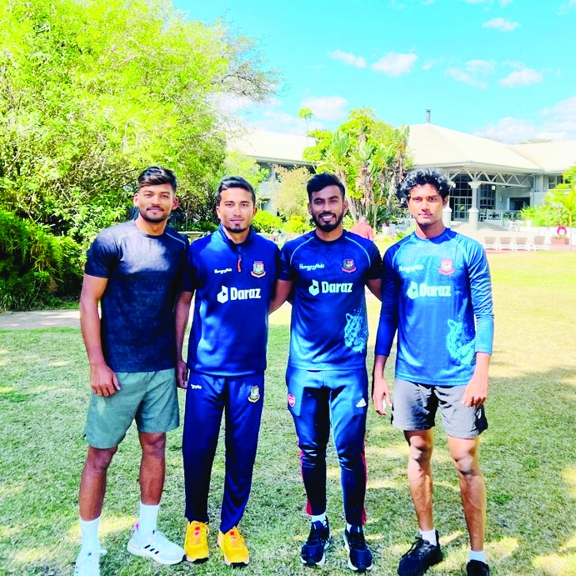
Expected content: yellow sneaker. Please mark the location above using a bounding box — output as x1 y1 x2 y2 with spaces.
217 526 249 566
184 521 209 563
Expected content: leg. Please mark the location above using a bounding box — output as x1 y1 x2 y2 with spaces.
287 368 330 517
329 370 368 526
220 375 265 533
139 432 166 505
79 445 117 521
182 372 224 523
447 436 486 551
404 429 435 531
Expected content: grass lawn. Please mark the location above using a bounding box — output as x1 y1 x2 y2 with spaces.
1 251 575 575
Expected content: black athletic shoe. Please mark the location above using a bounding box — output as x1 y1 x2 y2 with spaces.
343 526 373 572
301 520 330 566
466 560 490 575
397 532 443 576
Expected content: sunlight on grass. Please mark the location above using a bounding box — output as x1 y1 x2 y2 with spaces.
0 525 20 538
67 515 135 540
0 348 8 354
14 547 53 563
533 552 576 575
562 467 576 498
48 360 71 366
560 531 576 552
485 536 520 559
367 478 405 490
366 442 409 458
0 482 23 498
0 385 15 393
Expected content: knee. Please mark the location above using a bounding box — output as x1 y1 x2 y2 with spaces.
408 442 433 467
299 442 326 464
141 433 166 459
86 446 117 472
452 452 479 477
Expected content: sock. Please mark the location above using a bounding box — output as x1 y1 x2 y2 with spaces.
469 550 487 564
311 513 327 526
138 502 160 536
420 528 437 546
79 517 101 556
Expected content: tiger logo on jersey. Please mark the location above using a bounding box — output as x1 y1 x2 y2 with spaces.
251 261 266 278
342 259 357 273
439 258 455 275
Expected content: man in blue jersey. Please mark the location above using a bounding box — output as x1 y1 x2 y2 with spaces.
175 176 279 567
75 167 187 576
270 173 381 572
372 168 494 576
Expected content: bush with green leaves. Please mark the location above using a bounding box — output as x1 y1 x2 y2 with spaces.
252 210 283 233
284 214 312 234
0 211 83 311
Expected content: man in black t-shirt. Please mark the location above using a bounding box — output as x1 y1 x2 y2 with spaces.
74 167 187 576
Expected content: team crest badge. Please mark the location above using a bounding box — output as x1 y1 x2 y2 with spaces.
439 258 455 275
342 259 357 273
248 385 261 403
251 261 266 278
288 393 296 408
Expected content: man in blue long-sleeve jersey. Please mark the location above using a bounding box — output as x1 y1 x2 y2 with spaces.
270 173 381 572
175 176 279 567
372 168 494 576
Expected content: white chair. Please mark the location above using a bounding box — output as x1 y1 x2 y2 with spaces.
483 236 499 251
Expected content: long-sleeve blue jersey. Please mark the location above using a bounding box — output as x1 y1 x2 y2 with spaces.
375 229 494 386
280 230 381 370
183 226 280 376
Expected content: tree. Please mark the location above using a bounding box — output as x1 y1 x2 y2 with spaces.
303 108 411 227
272 165 311 221
549 165 576 246
0 0 277 243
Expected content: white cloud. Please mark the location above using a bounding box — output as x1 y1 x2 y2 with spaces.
300 95 348 121
330 50 366 69
475 95 576 142
371 52 418 77
445 59 494 88
422 57 444 71
482 17 519 31
464 0 486 3
499 67 543 87
558 0 576 15
500 0 513 5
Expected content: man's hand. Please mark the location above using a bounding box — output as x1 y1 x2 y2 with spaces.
89 362 120 397
372 374 392 416
176 358 189 389
462 373 489 407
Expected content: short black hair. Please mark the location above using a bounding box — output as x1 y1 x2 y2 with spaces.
306 173 345 201
137 166 177 192
217 175 256 204
398 168 452 199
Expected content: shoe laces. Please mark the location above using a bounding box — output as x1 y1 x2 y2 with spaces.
76 549 106 569
189 522 208 544
307 521 328 545
402 536 433 559
224 528 245 548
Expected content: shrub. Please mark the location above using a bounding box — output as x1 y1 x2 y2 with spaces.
284 214 312 234
252 210 282 233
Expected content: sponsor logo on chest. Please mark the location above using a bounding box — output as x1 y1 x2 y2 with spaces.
217 286 262 304
308 278 353 296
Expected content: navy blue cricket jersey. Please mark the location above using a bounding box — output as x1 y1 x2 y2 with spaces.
183 226 279 376
279 230 381 370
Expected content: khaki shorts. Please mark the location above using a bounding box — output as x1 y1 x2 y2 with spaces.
84 369 179 449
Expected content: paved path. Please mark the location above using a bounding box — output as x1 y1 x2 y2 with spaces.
0 309 80 330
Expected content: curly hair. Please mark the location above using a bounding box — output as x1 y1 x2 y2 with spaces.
398 168 452 199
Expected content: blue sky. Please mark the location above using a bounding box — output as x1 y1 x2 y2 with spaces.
176 0 576 143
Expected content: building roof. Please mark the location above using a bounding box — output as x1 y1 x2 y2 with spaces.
510 141 576 173
407 123 542 173
229 124 576 175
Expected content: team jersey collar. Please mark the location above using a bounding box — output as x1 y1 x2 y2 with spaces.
217 224 255 249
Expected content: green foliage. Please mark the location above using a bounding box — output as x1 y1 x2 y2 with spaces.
0 210 82 310
187 220 218 233
0 0 276 243
272 165 311 220
284 214 312 234
252 209 282 233
223 152 269 194
303 108 411 227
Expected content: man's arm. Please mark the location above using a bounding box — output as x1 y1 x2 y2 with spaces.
79 274 120 397
175 290 193 389
462 352 491 406
365 278 381 301
269 279 293 313
372 354 392 415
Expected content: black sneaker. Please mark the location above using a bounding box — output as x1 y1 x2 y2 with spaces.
301 520 330 566
466 560 490 575
397 531 443 576
343 526 373 572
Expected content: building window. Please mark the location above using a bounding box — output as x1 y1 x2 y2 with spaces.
548 175 565 189
450 175 472 220
479 185 495 210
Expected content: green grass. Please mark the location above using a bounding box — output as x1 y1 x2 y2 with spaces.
1 252 575 575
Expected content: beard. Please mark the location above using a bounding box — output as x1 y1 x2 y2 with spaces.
138 206 170 223
311 211 344 233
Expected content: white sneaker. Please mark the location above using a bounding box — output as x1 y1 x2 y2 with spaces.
127 523 184 565
74 549 106 576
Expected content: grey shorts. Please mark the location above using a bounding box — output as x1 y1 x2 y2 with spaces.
391 379 488 439
84 368 179 449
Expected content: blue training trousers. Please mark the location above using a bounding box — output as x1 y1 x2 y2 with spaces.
182 371 264 533
287 367 368 526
